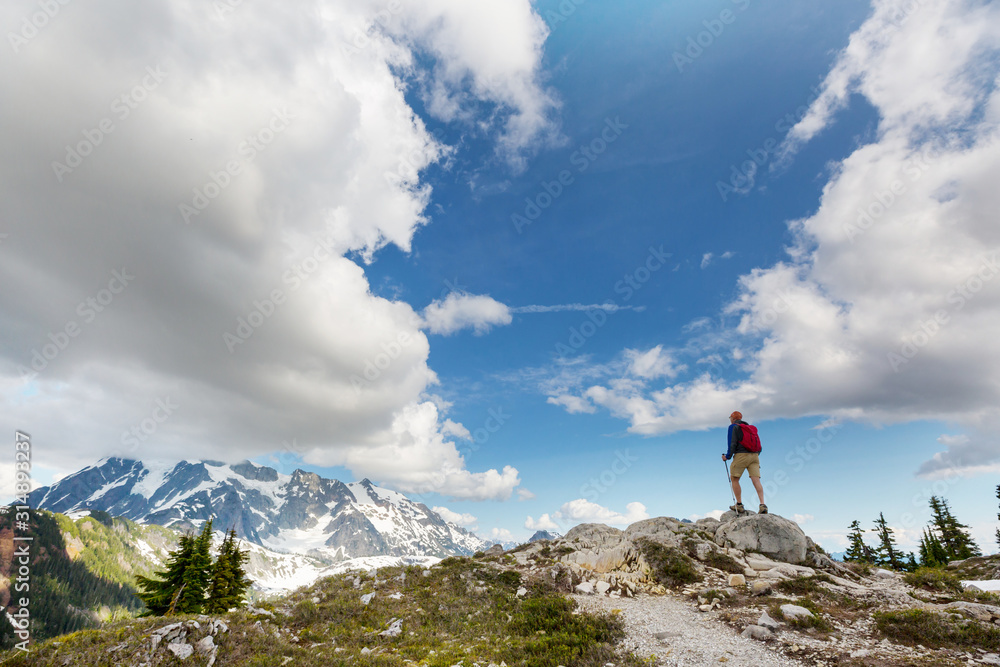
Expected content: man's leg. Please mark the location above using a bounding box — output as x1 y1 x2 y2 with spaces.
731 476 742 504
750 476 764 505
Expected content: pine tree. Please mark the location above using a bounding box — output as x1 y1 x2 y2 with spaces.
206 529 250 613
844 520 874 563
136 533 196 615
137 520 216 615
928 496 981 561
872 513 903 570
995 485 999 551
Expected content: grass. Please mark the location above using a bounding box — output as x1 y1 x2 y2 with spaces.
874 609 1000 650
1 557 643 667
904 567 963 594
635 538 702 588
775 574 835 597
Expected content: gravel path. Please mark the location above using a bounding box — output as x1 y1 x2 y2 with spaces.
572 593 803 667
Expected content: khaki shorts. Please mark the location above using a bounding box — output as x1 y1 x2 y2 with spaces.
730 452 760 479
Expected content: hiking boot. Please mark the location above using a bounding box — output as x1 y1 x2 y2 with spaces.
758 504 768 514
729 503 744 514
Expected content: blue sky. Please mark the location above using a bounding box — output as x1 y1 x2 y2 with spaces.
3 0 999 554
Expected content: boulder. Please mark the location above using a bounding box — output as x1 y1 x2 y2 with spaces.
484 544 504 556
715 514 808 564
758 611 781 630
575 582 595 595
944 601 1000 622
595 581 611 595
741 625 772 640
751 580 772 596
728 574 746 587
779 604 814 622
719 509 756 523
564 523 626 549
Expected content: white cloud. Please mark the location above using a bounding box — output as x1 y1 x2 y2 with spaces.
0 0 550 496
688 510 725 521
525 513 561 532
701 253 714 269
792 514 815 525
625 346 681 380
545 0 1000 477
546 393 596 414
422 293 513 335
516 488 536 501
556 499 649 527
433 506 478 529
487 527 515 543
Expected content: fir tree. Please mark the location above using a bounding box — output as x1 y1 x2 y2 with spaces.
918 528 949 567
136 533 196 615
137 520 216 615
844 520 874 563
928 496 981 561
995 485 999 551
206 529 251 613
872 513 903 570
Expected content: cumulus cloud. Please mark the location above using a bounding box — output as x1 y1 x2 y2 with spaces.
0 0 551 499
545 0 1000 477
528 499 649 532
433 506 478 529
792 514 815 525
422 293 513 335
487 527 515 543
688 510 725 521
524 513 561 532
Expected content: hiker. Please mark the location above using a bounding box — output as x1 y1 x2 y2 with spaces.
721 410 767 515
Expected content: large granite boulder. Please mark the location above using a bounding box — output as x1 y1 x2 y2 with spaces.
715 514 808 564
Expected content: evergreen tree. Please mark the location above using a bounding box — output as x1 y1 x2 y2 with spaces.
136 533 196 615
928 496 981 561
206 529 251 613
872 513 903 570
137 520 216 615
844 520 874 563
995 485 999 551
918 528 949 567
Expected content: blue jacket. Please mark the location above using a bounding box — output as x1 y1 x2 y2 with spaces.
724 421 751 460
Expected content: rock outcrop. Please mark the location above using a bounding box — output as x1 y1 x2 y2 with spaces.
715 513 808 564
509 511 828 597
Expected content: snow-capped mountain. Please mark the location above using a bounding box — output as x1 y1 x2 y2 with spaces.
29 458 487 562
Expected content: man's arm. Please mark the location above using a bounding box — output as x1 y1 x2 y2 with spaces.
724 424 735 460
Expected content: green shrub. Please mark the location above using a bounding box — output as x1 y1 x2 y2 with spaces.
703 550 745 575
904 566 963 594
776 574 834 596
636 538 702 588
875 609 1000 650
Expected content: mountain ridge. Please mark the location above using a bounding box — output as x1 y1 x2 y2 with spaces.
29 458 488 563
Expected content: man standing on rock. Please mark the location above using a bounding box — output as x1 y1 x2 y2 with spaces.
722 411 767 515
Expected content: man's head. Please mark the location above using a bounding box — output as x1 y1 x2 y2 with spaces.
730 410 743 423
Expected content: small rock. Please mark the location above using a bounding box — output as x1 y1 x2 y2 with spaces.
728 574 746 587
751 580 772 596
422 570 432 577
595 581 611 595
758 611 781 630
874 568 899 579
380 619 403 638
654 631 680 641
361 593 376 605
980 654 1000 666
741 625 772 640
195 636 215 655
516 587 528 597
361 647 372 655
849 649 871 658
575 582 595 595
389 592 403 600
779 604 815 622
167 642 194 660
698 604 713 612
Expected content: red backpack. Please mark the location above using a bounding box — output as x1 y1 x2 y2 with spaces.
737 422 762 452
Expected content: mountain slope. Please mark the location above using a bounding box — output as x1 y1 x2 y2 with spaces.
29 458 486 562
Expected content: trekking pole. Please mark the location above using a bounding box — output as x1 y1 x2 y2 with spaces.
724 458 736 506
